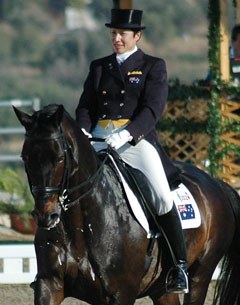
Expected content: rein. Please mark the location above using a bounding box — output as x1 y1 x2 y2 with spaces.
25 129 109 211
59 152 109 211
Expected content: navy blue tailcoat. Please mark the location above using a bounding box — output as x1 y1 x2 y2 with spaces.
76 49 180 185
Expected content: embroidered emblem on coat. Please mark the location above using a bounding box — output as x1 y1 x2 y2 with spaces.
128 71 142 75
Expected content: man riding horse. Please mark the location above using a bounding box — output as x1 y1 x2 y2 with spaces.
75 8 188 293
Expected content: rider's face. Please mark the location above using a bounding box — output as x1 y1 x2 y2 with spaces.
110 28 141 54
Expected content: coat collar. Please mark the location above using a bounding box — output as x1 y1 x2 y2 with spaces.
120 49 145 75
104 49 145 81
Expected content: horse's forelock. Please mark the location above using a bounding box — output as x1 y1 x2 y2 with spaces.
23 105 64 138
33 104 64 126
41 104 61 116
41 104 63 119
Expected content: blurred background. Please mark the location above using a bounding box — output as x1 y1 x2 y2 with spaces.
0 0 214 116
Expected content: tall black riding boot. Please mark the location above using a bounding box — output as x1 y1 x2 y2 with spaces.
156 204 189 294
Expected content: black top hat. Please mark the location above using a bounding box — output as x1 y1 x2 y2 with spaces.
105 9 146 30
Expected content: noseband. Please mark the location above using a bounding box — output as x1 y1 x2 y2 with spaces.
25 128 107 211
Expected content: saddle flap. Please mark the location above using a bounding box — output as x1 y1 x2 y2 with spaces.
98 150 159 227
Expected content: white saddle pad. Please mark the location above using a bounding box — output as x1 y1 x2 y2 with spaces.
172 183 201 229
108 155 201 237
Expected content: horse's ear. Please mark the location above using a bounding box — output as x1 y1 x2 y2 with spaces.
13 106 33 130
50 104 64 126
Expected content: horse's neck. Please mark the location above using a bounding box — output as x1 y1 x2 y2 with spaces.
75 136 99 178
64 118 98 180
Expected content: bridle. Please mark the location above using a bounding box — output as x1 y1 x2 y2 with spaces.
24 127 108 212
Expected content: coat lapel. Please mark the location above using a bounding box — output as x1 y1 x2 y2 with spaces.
104 54 123 82
103 50 145 82
120 49 145 78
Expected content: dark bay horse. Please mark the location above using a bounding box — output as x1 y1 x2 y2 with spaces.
14 104 240 305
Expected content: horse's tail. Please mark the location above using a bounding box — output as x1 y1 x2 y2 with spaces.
213 180 240 305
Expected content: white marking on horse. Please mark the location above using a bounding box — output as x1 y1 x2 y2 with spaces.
88 223 93 234
58 255 62 266
89 264 96 281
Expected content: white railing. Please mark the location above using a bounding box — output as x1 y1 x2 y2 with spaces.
0 98 40 162
0 242 37 284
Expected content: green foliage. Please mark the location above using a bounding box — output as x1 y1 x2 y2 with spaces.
42 37 80 68
68 0 86 9
4 2 53 65
157 118 207 134
0 166 33 215
168 79 211 101
88 1 112 23
207 0 220 80
0 27 13 63
47 0 67 14
206 0 222 176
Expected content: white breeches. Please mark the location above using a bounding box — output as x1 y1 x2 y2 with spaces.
92 123 173 215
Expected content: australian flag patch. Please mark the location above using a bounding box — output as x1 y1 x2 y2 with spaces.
129 76 140 84
177 204 195 220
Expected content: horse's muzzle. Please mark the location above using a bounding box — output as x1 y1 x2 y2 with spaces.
32 204 61 230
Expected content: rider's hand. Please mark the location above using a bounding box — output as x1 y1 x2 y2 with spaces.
81 128 92 138
105 129 133 150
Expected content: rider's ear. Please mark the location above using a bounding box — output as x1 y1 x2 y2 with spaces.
13 106 34 130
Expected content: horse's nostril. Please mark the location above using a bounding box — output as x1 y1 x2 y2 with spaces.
50 213 60 223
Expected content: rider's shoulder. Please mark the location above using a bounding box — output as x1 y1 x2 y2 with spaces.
90 54 115 67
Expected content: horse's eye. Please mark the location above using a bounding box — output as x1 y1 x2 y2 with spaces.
57 158 64 165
